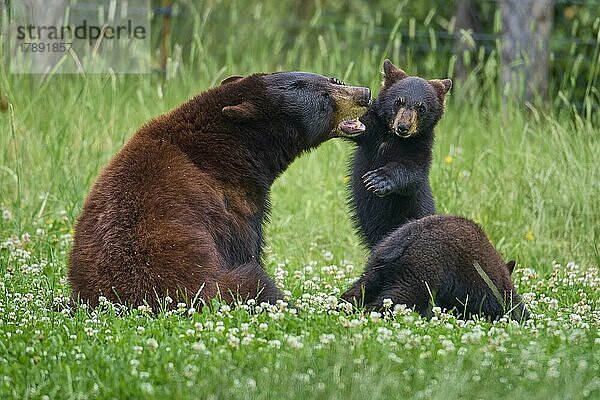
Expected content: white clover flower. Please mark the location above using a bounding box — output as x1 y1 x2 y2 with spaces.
228 334 240 348
319 333 335 345
132 345 143 354
276 299 288 310
194 322 204 332
376 327 393 343
269 311 285 321
293 270 305 280
286 335 304 349
97 296 108 305
259 323 268 331
84 327 98 336
268 339 281 349
241 335 254 346
140 382 153 394
393 304 410 316
146 338 159 350
546 368 560 378
326 295 338 309
2 209 12 220
382 298 393 309
260 302 271 309
20 232 31 244
369 311 382 322
441 339 455 352
569 313 583 324
220 304 231 313
191 341 207 352
338 301 353 314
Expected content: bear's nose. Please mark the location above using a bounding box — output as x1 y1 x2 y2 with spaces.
358 88 371 106
396 124 410 134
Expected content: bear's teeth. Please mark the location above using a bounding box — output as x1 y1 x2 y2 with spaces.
339 118 366 136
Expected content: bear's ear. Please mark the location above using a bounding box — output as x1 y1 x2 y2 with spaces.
222 101 257 120
429 78 452 105
506 260 516 275
220 75 244 85
382 59 408 86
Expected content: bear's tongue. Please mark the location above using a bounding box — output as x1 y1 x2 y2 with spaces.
339 118 366 136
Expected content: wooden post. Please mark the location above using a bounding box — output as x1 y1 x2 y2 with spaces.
160 0 173 75
454 0 477 83
501 0 553 103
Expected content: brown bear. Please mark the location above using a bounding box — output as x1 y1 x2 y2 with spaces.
69 71 370 310
341 215 529 321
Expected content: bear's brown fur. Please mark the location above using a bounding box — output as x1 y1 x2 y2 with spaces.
341 215 529 321
69 72 370 310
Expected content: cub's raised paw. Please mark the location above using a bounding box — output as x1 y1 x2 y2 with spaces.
362 168 393 197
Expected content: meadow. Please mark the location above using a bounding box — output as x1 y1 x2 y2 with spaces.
1 1 599 399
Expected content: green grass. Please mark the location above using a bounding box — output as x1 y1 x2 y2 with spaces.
1 1 599 399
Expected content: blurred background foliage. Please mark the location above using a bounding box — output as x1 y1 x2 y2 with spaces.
0 0 597 267
148 0 599 114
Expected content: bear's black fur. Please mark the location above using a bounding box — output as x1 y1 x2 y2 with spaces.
68 71 370 310
341 215 529 321
345 60 451 249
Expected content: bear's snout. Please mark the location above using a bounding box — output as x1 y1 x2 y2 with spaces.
392 108 417 138
331 86 372 138
395 123 411 135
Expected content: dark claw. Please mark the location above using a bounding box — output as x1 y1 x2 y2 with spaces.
363 168 392 197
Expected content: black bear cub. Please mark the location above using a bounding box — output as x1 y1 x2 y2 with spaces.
344 60 451 249
341 215 529 321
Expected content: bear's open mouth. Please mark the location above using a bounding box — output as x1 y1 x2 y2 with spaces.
338 118 366 137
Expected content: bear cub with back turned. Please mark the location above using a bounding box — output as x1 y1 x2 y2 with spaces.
341 215 529 321
346 60 451 249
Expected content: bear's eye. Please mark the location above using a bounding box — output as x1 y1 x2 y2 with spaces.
329 77 346 86
394 98 405 108
416 103 426 113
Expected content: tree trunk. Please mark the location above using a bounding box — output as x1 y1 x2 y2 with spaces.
454 0 477 83
501 0 553 103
